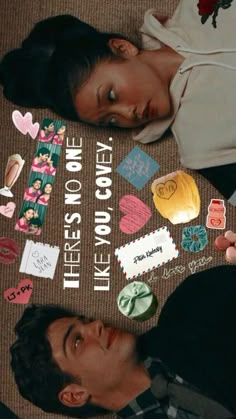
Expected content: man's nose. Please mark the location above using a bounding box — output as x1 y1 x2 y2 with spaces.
84 319 104 338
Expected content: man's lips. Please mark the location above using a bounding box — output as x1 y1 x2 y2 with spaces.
0 237 19 264
107 328 119 348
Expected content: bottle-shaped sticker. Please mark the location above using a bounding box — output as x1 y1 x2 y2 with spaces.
206 199 226 229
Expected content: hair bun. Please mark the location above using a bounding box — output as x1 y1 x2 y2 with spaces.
0 15 98 109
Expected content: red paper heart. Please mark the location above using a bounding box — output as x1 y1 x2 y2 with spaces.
119 195 152 234
4 279 33 304
210 218 221 227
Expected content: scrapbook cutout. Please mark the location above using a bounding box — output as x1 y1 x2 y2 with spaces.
12 110 39 139
117 281 158 321
116 146 160 190
119 195 152 234
215 230 236 262
181 225 208 252
206 199 226 229
0 237 19 264
15 118 66 235
4 279 33 304
0 154 25 197
19 240 60 279
115 226 179 280
151 170 200 224
0 202 16 218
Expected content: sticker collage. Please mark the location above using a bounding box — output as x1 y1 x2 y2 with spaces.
1 111 236 319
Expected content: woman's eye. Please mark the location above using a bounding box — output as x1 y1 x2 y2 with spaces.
74 335 81 349
108 89 116 102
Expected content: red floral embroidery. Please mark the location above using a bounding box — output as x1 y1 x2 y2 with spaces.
197 0 218 15
197 0 234 27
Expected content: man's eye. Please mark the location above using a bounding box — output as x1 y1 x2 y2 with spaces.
74 335 81 349
108 89 116 102
108 117 118 127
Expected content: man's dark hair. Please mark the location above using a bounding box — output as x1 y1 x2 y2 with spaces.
36 147 50 157
0 15 129 121
10 304 109 417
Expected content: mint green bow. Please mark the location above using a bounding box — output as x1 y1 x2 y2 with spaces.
118 282 152 316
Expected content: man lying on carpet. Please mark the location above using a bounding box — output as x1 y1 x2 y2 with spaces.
1 0 236 203
10 265 236 418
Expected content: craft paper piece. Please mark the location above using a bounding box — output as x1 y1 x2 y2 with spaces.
12 110 40 139
4 279 33 304
119 195 152 234
181 225 208 252
115 226 179 280
38 118 66 146
116 146 160 190
151 171 200 224
0 154 25 197
215 230 236 263
0 202 16 218
0 237 19 264
206 199 226 229
19 240 60 279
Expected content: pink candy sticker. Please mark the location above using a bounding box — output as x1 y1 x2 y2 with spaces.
119 195 152 234
12 110 40 139
4 279 33 304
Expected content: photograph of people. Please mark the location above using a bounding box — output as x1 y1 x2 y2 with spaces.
36 182 53 206
23 178 42 202
31 147 50 173
27 217 42 235
15 206 38 233
1 1 236 199
10 265 236 418
52 124 66 146
38 120 55 143
44 153 59 176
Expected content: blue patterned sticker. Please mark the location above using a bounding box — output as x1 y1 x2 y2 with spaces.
116 146 160 190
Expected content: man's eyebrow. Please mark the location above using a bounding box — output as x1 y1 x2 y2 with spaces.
63 323 76 357
96 84 102 107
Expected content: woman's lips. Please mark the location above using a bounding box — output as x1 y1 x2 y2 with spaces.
0 237 19 264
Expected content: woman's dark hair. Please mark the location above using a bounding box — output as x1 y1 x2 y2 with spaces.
10 304 109 417
0 15 128 121
50 152 59 168
21 206 35 217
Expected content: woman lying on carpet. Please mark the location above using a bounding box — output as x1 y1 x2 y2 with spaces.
10 265 236 418
1 0 236 201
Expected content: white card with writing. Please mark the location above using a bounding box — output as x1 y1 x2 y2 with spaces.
115 226 179 279
19 240 60 279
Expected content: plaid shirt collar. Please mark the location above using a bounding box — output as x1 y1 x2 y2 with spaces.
116 357 200 419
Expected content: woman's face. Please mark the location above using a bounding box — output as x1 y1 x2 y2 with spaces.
44 184 52 194
75 56 172 128
57 125 66 135
24 209 34 221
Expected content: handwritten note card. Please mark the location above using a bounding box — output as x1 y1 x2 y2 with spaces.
19 240 60 279
116 146 160 190
115 226 179 279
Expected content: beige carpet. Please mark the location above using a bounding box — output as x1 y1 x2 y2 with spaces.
0 1 235 418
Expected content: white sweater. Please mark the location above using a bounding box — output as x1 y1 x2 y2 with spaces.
134 0 236 169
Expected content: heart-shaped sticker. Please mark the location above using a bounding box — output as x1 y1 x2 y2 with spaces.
119 195 152 234
4 279 33 304
12 110 40 139
0 202 16 218
155 180 177 200
210 218 221 227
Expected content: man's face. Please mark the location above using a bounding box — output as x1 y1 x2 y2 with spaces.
32 180 41 190
40 153 49 162
47 317 137 400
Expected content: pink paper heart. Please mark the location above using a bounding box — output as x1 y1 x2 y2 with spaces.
119 195 152 234
0 201 16 218
12 110 40 139
4 279 33 304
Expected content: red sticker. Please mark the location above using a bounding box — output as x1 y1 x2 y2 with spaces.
4 279 33 304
